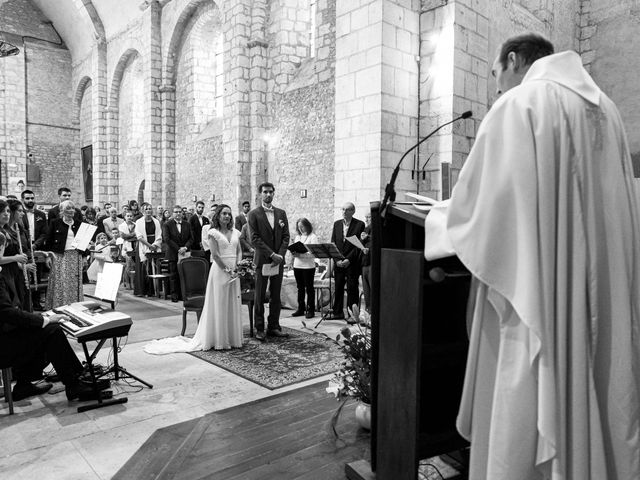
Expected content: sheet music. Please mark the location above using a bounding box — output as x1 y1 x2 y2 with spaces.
94 263 123 301
346 235 365 251
71 223 98 251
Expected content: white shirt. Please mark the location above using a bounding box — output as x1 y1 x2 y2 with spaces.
293 233 318 269
263 203 275 229
342 220 351 238
64 223 75 250
26 211 35 243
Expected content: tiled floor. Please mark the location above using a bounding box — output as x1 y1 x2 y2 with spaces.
0 287 347 480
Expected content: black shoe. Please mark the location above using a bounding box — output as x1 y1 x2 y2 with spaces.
255 331 266 342
267 329 289 338
44 373 60 383
305 310 315 319
291 309 305 317
12 382 53 401
328 313 345 320
171 296 179 303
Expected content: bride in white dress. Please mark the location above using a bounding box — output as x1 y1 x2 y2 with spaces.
144 205 244 354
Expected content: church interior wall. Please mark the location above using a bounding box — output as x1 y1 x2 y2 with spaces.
584 0 640 175
0 0 80 203
78 81 92 149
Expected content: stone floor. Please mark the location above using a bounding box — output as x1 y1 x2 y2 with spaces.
0 287 347 480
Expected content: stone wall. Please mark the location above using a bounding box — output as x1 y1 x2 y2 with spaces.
583 0 640 176
270 80 335 242
0 0 77 203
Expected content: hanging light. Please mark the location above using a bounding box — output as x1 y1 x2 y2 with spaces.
0 33 20 58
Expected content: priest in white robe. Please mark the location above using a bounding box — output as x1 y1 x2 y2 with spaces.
447 33 640 479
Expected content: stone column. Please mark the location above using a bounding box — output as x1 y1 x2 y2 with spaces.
142 0 164 207
334 0 419 215
159 84 176 209
91 41 112 206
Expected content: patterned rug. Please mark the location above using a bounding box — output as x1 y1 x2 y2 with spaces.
188 326 342 390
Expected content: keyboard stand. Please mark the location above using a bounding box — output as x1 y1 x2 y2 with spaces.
75 328 153 413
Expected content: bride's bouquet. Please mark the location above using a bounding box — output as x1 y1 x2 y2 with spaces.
227 258 256 286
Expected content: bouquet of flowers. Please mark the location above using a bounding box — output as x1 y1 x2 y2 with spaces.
227 258 256 290
325 304 372 404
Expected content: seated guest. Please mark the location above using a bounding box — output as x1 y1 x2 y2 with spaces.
290 218 318 319
44 200 86 309
0 231 92 401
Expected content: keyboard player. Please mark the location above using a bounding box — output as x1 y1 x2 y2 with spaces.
0 231 94 402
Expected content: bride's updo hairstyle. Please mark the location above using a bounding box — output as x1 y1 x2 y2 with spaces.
211 204 233 230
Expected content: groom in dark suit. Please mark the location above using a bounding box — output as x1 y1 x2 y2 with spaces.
329 202 365 320
247 182 290 341
163 205 193 302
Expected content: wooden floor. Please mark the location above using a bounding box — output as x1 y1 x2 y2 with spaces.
113 382 370 480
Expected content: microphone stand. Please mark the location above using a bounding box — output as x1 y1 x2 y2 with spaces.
380 111 472 218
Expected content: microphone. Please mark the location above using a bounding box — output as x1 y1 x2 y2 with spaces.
380 110 472 216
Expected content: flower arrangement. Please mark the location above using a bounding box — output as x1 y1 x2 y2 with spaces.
227 258 256 289
325 305 372 404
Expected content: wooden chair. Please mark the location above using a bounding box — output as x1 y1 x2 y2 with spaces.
146 251 171 299
240 275 255 337
1 367 14 415
177 256 209 335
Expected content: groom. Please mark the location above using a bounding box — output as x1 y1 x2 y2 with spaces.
248 182 290 341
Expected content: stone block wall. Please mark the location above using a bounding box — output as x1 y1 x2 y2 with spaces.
581 0 640 176
79 82 93 148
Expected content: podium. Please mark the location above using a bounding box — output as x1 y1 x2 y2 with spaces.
346 201 470 480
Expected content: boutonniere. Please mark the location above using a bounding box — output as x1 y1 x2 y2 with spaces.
278 219 285 228
35 217 43 222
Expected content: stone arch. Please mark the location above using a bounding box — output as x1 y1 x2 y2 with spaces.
109 48 142 109
163 0 219 86
78 0 106 44
74 75 92 118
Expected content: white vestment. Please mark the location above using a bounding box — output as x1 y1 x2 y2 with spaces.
447 51 640 480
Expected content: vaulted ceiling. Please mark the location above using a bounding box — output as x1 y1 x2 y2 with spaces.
29 0 147 60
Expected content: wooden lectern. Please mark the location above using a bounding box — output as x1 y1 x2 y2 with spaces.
346 201 470 480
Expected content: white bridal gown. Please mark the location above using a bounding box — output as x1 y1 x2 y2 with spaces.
144 228 243 354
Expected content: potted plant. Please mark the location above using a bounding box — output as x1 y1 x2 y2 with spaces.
325 304 372 430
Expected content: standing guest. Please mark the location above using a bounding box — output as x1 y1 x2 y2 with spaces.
443 33 640 479
161 209 171 226
189 200 210 255
247 182 290 341
86 233 111 283
0 200 34 311
129 200 142 221
144 204 243 354
208 204 218 221
239 222 254 258
118 211 137 289
47 187 83 225
234 201 250 231
155 205 164 219
44 200 85 309
162 205 193 302
21 190 48 310
80 205 88 220
0 231 95 402
134 203 162 297
290 218 318 319
102 207 124 240
96 204 108 221
329 202 365 320
21 189 48 249
360 213 372 314
117 204 129 219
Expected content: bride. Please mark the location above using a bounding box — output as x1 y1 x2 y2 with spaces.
145 204 243 353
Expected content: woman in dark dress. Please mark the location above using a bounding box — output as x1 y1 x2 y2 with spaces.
0 200 33 311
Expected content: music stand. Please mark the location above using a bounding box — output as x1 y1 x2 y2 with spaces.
305 243 344 328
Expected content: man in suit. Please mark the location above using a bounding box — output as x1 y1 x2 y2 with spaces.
329 202 365 320
162 205 193 302
247 183 290 341
21 190 48 249
189 200 210 256
234 201 250 231
47 187 83 225
101 207 124 240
